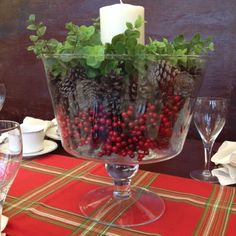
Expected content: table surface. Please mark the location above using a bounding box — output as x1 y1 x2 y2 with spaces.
2 144 236 236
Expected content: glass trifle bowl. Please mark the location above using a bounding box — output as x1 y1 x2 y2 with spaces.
42 53 206 226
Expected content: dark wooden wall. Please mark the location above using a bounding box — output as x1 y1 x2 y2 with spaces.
0 0 236 140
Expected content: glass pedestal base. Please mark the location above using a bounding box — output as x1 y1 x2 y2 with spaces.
79 186 165 227
190 169 219 183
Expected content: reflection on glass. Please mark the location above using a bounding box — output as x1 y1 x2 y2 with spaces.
0 84 6 111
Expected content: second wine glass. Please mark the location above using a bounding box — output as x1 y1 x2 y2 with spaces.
0 120 22 232
190 97 227 183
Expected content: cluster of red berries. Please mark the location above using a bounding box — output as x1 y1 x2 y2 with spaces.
56 95 183 160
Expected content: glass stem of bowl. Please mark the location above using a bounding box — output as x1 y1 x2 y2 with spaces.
202 140 214 176
106 164 139 199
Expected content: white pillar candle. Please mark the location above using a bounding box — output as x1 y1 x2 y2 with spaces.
100 1 145 45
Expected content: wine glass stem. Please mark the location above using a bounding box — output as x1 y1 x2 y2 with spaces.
203 140 214 175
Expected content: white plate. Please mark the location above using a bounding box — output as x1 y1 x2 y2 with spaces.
23 140 58 158
46 126 61 141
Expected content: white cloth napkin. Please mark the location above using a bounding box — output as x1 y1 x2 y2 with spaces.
51 118 57 127
211 141 236 186
1 215 8 233
23 117 56 134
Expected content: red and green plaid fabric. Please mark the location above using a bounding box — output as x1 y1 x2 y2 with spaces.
3 154 236 236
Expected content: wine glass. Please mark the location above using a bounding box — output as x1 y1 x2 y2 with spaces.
0 120 22 232
42 54 207 226
190 97 227 183
0 84 6 111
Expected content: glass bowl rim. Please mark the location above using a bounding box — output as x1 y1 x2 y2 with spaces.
41 53 209 60
0 120 21 133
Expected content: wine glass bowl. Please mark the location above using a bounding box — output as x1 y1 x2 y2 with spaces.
0 84 6 111
0 120 22 231
190 97 227 183
42 54 207 226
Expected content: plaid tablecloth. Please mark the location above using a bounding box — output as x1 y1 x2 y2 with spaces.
3 154 236 236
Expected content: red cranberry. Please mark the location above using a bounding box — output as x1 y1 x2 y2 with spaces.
84 127 90 133
148 104 155 112
93 124 99 131
138 118 145 125
112 122 118 127
174 95 181 103
99 118 106 124
112 146 118 152
99 126 105 131
140 125 146 131
128 122 135 128
116 136 122 142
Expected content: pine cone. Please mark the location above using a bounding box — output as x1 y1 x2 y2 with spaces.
75 79 99 109
138 60 179 100
147 60 179 85
156 60 180 94
174 71 196 97
56 65 87 98
70 66 88 81
56 75 76 97
138 79 157 100
99 72 124 114
129 76 138 101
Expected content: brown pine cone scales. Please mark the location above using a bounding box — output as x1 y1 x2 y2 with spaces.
75 79 99 109
56 74 76 97
137 59 180 101
98 72 124 114
55 66 88 97
174 72 196 97
147 60 179 85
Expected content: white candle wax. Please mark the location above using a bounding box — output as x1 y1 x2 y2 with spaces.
100 3 145 45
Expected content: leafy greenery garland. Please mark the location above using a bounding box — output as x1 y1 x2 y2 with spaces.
27 14 214 78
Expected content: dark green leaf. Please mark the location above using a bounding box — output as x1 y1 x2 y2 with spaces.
192 33 201 43
126 22 133 30
114 41 126 54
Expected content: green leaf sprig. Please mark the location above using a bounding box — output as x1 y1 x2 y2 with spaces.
146 33 214 56
27 14 214 78
27 14 105 77
27 15 62 57
101 16 146 76
145 33 214 68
